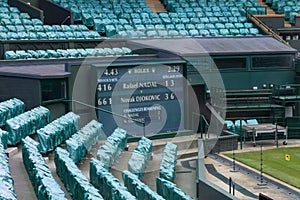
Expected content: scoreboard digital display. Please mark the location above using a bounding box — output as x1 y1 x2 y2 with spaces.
94 61 186 136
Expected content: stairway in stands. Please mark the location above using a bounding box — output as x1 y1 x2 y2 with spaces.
256 0 292 27
145 0 167 13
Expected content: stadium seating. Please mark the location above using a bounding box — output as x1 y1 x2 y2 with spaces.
0 129 8 149
22 136 67 200
5 106 50 145
54 147 104 199
4 47 133 60
128 136 152 179
0 2 100 40
48 0 263 38
265 0 300 24
156 177 193 200
122 170 164 200
0 98 25 126
37 112 80 153
90 158 136 200
160 142 177 182
0 138 17 200
66 120 103 163
96 127 128 169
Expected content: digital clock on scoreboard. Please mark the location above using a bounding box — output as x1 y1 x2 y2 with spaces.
94 61 186 136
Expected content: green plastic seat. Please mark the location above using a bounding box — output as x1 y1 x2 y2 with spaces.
31 18 43 25
168 30 179 37
200 17 209 23
105 25 116 37
7 32 19 40
64 31 75 39
249 28 259 35
178 29 189 36
4 51 18 60
215 23 225 29
229 28 240 35
36 32 48 39
0 32 8 40
34 25 44 32
209 29 219 36
46 32 57 39
6 25 16 32
146 30 158 37
27 50 39 59
18 32 29 40
199 29 209 36
28 32 37 40
219 28 230 36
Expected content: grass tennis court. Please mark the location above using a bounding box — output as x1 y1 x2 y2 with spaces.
224 147 300 188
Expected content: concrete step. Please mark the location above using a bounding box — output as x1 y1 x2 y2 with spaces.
145 0 167 13
177 148 198 159
152 134 199 153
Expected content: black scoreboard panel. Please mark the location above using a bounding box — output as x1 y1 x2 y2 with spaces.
94 61 186 136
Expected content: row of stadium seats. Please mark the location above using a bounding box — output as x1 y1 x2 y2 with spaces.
4 47 133 60
37 112 80 153
90 158 136 199
22 137 67 200
115 27 260 38
0 129 8 149
160 142 177 182
167 4 265 15
0 2 100 40
0 30 100 40
66 120 103 163
0 98 24 126
5 106 50 145
54 147 104 199
265 0 300 24
128 136 152 179
96 127 128 169
156 177 193 200
49 0 263 37
0 133 17 200
123 170 164 200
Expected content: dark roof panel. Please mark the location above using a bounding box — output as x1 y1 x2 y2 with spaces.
0 64 69 79
130 36 297 56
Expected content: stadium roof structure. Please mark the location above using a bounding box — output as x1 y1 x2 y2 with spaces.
129 36 298 56
0 64 69 79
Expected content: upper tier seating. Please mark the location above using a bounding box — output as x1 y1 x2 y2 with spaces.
50 0 264 38
0 1 100 40
265 0 300 24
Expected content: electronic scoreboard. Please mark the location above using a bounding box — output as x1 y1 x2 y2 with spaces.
94 61 186 136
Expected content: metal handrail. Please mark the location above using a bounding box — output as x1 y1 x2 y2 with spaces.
192 112 209 138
